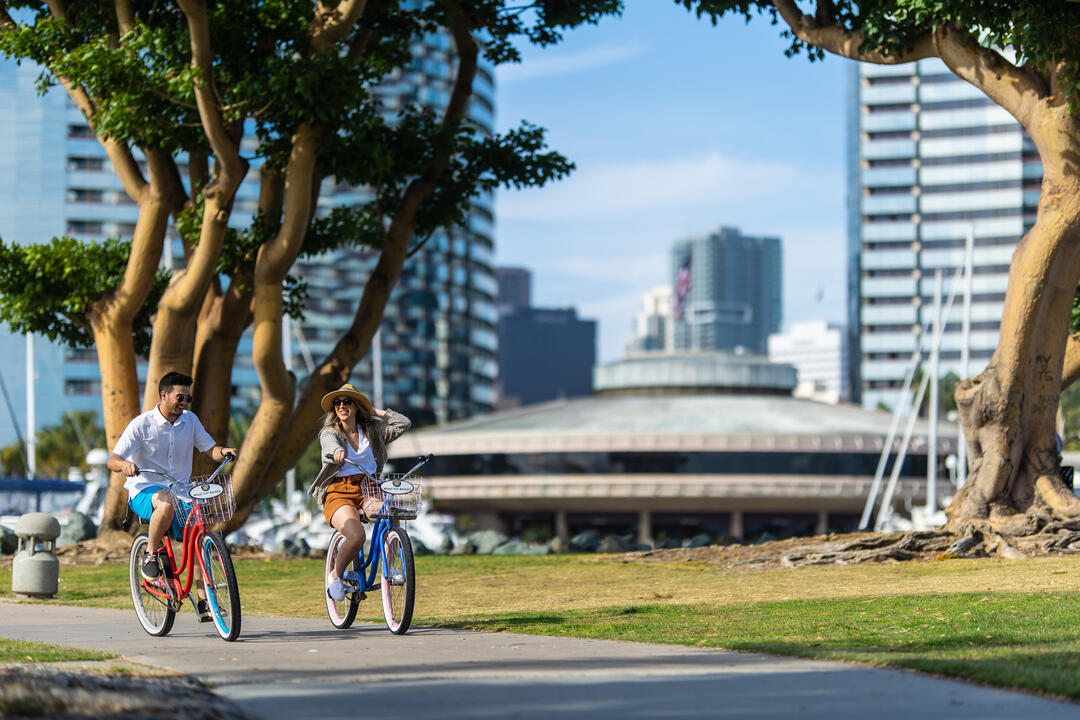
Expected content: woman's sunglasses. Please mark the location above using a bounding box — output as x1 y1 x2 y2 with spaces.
333 397 355 407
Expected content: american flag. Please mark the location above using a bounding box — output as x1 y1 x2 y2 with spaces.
674 255 692 322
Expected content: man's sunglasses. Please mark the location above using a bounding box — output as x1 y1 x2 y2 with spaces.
333 397 355 407
170 393 193 404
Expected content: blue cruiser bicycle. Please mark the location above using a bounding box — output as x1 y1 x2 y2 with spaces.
323 454 431 635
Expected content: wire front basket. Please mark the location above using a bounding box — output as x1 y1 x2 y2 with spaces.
362 473 424 519
173 475 236 527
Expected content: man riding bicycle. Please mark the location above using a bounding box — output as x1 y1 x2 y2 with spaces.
107 371 237 622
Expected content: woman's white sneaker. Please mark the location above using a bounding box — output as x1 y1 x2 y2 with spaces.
327 573 346 601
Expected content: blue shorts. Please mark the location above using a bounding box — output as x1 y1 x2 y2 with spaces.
129 487 190 542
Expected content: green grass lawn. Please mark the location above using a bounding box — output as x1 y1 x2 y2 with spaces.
0 637 115 663
3 553 1080 698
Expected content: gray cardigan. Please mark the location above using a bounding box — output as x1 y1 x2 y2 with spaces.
306 409 412 505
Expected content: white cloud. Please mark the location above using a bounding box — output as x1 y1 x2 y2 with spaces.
496 42 648 84
497 151 806 223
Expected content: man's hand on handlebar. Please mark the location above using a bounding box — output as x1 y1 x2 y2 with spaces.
120 460 138 477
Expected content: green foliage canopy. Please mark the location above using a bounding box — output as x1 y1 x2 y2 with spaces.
0 1 611 351
681 0 1080 107
0 237 167 354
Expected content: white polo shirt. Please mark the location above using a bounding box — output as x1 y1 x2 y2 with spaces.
114 406 216 500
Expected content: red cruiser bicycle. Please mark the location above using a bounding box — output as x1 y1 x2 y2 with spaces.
127 455 242 641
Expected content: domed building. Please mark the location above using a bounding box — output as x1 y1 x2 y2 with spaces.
388 352 957 544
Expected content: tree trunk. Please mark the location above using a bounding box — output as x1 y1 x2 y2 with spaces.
142 166 246 409
947 168 1080 532
192 279 253 443
91 310 144 530
94 193 172 529
226 125 319 529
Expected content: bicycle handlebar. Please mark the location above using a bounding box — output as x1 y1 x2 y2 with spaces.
324 453 433 483
134 452 236 488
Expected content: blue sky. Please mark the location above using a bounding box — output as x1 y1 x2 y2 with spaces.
493 3 852 362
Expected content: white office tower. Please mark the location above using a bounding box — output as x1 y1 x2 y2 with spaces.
768 321 849 404
850 58 1039 410
625 286 672 356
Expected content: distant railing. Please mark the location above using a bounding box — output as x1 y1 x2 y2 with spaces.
0 478 85 515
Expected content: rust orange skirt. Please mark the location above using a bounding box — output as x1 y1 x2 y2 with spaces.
322 474 383 526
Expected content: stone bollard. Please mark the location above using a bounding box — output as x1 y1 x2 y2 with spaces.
12 513 61 599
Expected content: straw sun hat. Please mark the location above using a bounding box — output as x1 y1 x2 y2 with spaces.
320 383 374 414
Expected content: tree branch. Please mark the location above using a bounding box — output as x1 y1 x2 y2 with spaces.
176 0 246 189
932 25 1046 131
257 124 320 280
309 0 368 53
114 0 134 35
37 0 148 202
347 0 392 59
773 0 936 64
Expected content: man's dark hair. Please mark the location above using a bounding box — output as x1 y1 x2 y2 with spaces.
159 371 194 395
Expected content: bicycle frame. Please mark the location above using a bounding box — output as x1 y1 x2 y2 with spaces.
342 515 395 594
135 456 234 610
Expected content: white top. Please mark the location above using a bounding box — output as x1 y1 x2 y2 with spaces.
114 407 216 501
336 430 376 477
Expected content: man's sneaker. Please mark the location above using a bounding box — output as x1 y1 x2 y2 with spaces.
327 573 346 602
140 552 160 580
196 598 213 623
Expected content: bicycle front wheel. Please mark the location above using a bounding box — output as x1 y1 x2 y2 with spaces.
381 527 415 634
129 533 175 637
200 531 241 641
325 531 360 629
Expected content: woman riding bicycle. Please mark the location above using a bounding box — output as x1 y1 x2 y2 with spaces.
308 383 411 602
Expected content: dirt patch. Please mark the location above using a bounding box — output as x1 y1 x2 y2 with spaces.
0 662 256 719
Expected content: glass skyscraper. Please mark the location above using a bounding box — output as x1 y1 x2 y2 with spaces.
850 58 1040 410
671 227 782 356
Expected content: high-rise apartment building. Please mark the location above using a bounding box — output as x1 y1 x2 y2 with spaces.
0 28 497 452
850 59 1039 410
671 227 782 356
494 267 596 410
495 267 531 315
767 321 849 404
625 286 671 355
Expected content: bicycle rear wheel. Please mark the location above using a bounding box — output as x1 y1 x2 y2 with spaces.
200 531 242 641
129 533 175 637
381 527 415 634
325 531 360 629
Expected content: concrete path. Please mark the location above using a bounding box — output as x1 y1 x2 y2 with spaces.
1 601 1075 719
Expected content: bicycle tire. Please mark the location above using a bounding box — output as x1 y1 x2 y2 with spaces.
325 531 360 629
381 527 415 634
129 533 175 637
200 531 242 641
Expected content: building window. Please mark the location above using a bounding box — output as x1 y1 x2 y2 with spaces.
67 125 95 139
66 220 104 234
67 188 103 203
67 157 104 171
65 379 101 395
